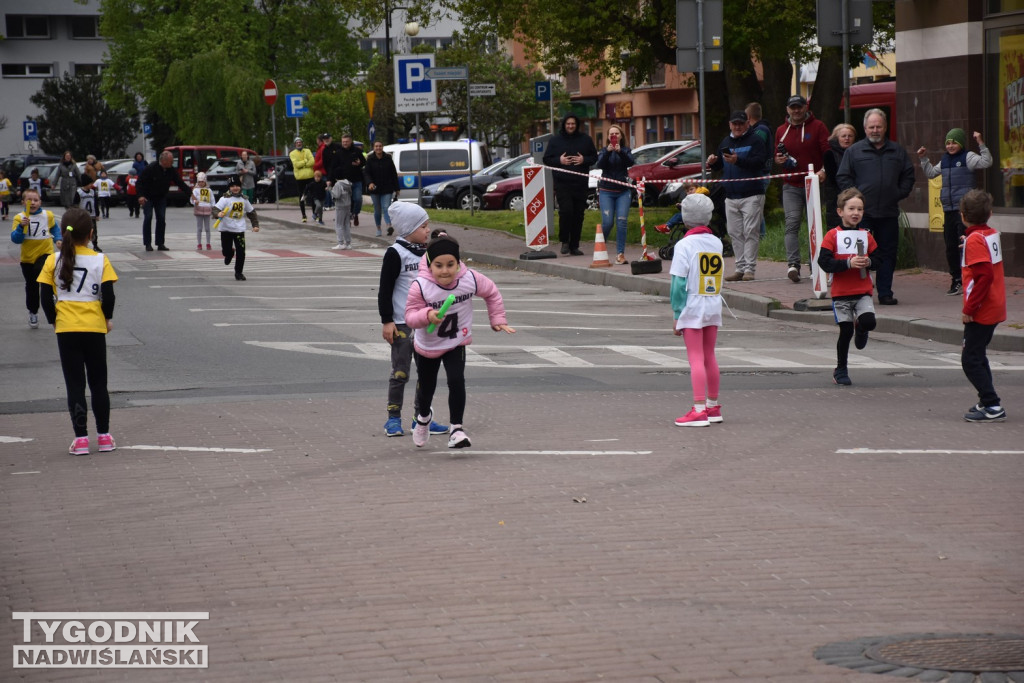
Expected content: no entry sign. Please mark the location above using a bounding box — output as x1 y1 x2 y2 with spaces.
263 79 278 106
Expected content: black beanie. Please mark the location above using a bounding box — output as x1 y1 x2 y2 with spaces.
426 236 460 264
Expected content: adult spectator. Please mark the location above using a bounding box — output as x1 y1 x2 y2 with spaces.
84 155 104 182
330 134 365 225
132 152 148 175
594 123 636 264
56 151 81 209
137 150 184 251
313 134 327 175
822 123 857 228
364 140 400 236
837 108 915 305
542 114 598 255
319 133 342 210
745 102 773 237
289 137 315 222
707 110 769 281
774 94 830 283
235 150 257 203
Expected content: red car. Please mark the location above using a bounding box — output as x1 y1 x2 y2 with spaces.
482 176 524 211
627 140 703 204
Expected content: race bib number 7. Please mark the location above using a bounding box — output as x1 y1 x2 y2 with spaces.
698 252 723 296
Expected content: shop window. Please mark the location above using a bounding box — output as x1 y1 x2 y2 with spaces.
985 25 1024 208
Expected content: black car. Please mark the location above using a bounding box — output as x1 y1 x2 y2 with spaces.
419 153 533 210
206 156 298 202
2 153 61 182
15 163 59 204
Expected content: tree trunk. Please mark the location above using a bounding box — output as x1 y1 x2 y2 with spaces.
812 47 843 133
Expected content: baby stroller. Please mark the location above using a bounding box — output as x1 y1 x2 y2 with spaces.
654 183 731 260
254 167 277 204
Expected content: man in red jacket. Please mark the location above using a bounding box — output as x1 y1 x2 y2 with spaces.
775 94 830 283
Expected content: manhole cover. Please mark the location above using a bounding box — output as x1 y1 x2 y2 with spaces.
868 635 1024 672
815 633 1024 680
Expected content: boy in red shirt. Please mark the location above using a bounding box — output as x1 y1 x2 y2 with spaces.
817 188 878 386
959 189 1006 422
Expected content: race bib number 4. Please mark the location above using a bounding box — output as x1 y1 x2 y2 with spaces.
698 252 723 296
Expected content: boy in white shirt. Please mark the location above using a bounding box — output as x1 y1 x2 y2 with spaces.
214 176 260 281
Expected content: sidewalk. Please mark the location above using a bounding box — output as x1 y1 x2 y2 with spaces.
258 204 1024 352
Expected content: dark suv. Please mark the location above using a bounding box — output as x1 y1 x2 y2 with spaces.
2 154 61 182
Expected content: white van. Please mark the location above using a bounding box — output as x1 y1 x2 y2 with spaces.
384 140 491 201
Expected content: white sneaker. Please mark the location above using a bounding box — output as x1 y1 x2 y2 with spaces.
412 412 432 447
331 243 344 249
28 313 39 329
448 428 471 449
343 243 351 249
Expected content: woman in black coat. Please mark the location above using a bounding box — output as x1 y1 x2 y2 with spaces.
822 123 856 228
363 141 400 236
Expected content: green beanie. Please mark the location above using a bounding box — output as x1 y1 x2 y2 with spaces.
945 128 967 149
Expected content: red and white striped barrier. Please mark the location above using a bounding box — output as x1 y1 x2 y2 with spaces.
522 165 553 251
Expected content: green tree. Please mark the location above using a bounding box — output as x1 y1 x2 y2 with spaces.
434 32 554 150
28 73 138 158
99 0 366 151
440 0 895 137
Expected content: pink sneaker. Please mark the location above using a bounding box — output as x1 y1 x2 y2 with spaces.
197 244 203 250
412 411 432 447
69 437 89 455
206 244 212 250
97 433 116 452
674 408 710 427
706 405 723 423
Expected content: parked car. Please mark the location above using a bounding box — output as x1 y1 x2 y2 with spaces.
627 140 703 205
482 167 602 212
630 140 694 166
420 153 534 210
1 153 60 182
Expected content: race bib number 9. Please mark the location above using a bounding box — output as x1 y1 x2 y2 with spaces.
985 232 1003 264
836 230 868 256
698 252 723 296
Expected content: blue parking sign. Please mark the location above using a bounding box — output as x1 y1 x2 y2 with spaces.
535 81 551 102
394 55 437 114
23 121 38 142
285 94 308 118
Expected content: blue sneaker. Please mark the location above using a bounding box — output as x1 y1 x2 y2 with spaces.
411 419 450 435
384 417 404 437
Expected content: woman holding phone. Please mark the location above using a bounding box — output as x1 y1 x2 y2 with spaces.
595 124 637 264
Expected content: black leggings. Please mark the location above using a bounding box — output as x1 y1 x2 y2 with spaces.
57 332 110 437
414 346 467 426
21 254 47 313
221 231 246 274
836 312 877 369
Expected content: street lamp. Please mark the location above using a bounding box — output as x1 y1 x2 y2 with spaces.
382 2 419 144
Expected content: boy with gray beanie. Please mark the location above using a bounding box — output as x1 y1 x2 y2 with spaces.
378 202 449 437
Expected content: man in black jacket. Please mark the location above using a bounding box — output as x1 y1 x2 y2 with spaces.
137 150 184 251
836 109 914 305
543 115 598 255
329 134 365 226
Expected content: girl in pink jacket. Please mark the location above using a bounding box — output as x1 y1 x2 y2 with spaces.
405 235 515 449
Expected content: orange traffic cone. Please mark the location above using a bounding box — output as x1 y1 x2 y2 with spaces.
590 223 611 268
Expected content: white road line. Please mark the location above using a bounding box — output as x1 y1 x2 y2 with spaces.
529 346 594 366
453 450 654 455
11 471 41 475
152 283 377 289
171 295 377 301
837 448 1024 455
123 445 273 453
504 309 660 317
608 345 681 366
0 436 33 443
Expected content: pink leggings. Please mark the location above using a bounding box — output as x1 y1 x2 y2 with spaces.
683 326 720 402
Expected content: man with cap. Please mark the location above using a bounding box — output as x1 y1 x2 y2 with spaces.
289 136 315 222
837 108 915 305
917 129 993 295
774 94 830 283
378 202 448 438
707 110 769 281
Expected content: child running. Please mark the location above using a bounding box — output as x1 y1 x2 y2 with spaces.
37 207 118 455
378 202 448 437
405 235 515 448
76 177 101 251
214 175 260 281
958 189 1007 422
10 188 60 329
0 170 13 219
96 171 115 219
817 187 878 386
191 171 214 250
670 193 725 427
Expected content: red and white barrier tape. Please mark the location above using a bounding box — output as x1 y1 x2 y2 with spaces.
547 165 814 190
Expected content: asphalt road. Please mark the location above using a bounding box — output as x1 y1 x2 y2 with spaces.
2 206 1022 682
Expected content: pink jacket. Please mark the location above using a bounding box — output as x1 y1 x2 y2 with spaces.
405 257 508 358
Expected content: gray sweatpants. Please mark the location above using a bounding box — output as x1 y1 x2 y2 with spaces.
334 203 352 245
725 194 765 274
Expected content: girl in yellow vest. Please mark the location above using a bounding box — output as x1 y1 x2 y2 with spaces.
38 207 119 456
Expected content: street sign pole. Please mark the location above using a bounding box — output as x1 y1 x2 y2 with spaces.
467 65 474 215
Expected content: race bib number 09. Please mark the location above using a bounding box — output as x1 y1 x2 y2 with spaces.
698 252 722 296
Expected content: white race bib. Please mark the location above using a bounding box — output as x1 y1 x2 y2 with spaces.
54 254 105 303
834 230 868 257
